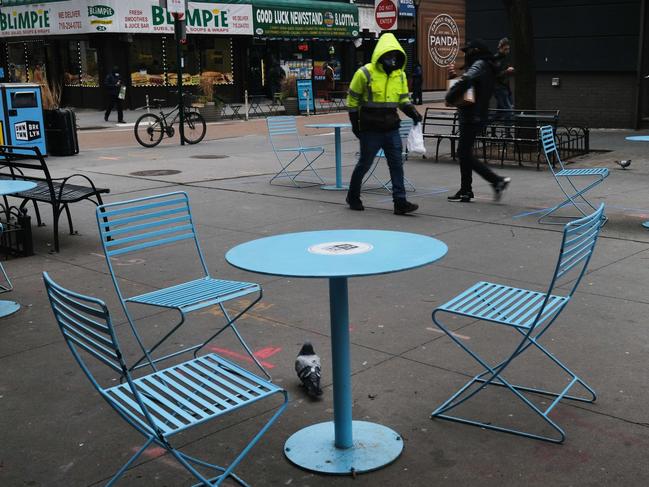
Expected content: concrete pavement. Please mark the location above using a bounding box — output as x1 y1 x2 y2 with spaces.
1 114 649 486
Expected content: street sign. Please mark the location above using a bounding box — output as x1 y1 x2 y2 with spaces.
375 0 398 31
168 0 186 16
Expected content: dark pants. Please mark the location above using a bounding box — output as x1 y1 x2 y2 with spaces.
412 80 423 105
458 122 502 192
105 95 124 122
492 87 513 133
348 129 406 201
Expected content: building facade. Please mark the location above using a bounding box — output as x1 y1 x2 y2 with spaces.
465 0 646 129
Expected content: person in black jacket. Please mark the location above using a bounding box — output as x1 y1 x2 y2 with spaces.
446 40 510 202
104 66 125 123
412 62 423 105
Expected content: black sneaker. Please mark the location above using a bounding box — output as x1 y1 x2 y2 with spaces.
394 199 419 215
346 195 364 211
447 190 474 202
493 177 511 201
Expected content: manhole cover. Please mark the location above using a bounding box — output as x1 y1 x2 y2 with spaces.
190 155 229 159
130 169 181 176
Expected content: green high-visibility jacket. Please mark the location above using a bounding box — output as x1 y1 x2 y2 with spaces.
347 33 412 132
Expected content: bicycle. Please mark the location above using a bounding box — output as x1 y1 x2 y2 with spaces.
134 94 206 148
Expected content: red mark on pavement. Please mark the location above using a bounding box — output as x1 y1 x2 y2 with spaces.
208 346 281 369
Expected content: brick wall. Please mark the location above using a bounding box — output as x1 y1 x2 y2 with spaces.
536 73 637 128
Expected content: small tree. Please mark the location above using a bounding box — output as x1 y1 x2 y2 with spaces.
503 0 536 110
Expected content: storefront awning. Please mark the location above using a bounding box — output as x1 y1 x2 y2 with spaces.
243 0 360 39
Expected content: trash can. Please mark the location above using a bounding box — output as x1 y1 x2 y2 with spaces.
0 83 47 155
44 108 79 156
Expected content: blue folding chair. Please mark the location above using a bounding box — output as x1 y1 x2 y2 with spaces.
538 125 608 224
431 204 605 443
267 116 325 187
96 192 271 379
361 119 416 193
43 272 287 487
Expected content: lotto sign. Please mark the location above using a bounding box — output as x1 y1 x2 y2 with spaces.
375 0 397 31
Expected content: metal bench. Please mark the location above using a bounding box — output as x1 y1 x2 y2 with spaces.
422 107 459 161
0 145 109 252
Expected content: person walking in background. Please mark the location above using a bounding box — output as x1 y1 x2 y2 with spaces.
104 66 125 123
412 61 423 105
493 37 515 135
324 62 335 93
346 33 422 215
446 39 510 203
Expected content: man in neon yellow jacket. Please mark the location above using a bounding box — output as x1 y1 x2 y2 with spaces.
346 32 421 215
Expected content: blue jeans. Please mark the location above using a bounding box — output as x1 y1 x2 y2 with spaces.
493 88 513 131
348 129 406 201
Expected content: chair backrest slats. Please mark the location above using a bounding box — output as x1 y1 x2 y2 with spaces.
103 214 191 239
548 203 605 298
539 125 565 173
45 273 124 374
100 196 188 219
267 116 301 152
106 232 195 257
104 224 195 249
106 207 189 231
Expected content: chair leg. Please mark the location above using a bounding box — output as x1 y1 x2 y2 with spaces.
194 291 272 381
270 153 322 188
106 436 156 487
429 310 591 443
166 391 288 486
64 204 75 235
538 176 606 225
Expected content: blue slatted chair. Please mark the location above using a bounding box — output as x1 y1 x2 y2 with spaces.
96 192 271 379
538 125 608 224
431 204 606 443
43 272 287 487
267 116 325 187
362 119 416 193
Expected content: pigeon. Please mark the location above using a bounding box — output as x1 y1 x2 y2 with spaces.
615 159 631 169
295 342 322 398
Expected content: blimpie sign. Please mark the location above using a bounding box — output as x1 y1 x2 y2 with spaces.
0 0 253 36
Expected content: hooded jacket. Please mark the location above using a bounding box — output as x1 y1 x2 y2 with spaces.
446 53 498 124
347 33 412 132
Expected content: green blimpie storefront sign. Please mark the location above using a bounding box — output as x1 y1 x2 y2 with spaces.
253 0 359 38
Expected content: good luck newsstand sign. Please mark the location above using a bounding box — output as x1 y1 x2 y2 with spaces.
0 0 253 36
253 4 359 38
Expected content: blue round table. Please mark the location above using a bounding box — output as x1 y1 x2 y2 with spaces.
305 123 352 191
0 180 37 318
625 136 649 229
226 230 448 475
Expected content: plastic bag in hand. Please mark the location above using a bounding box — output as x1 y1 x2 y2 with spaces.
407 124 426 155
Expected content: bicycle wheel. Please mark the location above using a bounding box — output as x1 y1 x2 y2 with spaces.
182 111 206 144
134 113 164 148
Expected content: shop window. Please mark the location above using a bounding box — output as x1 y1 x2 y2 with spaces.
7 43 28 83
129 37 165 87
199 38 233 85
25 42 48 85
80 41 99 87
62 41 82 87
166 37 200 87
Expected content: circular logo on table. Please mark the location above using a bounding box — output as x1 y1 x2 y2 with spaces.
308 241 374 255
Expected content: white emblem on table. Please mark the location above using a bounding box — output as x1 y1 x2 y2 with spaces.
308 241 373 255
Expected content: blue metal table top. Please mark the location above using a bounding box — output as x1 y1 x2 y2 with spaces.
0 180 36 196
305 123 352 129
625 135 649 142
226 230 448 279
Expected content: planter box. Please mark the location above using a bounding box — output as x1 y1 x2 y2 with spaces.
198 103 222 122
283 97 299 116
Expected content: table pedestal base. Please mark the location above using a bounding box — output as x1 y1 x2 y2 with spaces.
284 420 403 475
643 221 649 229
0 300 20 318
321 184 349 191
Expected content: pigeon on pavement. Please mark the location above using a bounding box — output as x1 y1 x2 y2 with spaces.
615 159 631 169
295 342 323 398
